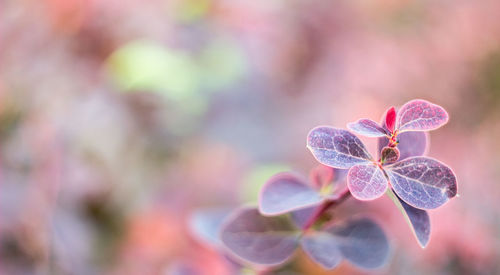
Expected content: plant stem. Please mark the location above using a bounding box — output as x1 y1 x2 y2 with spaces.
302 186 351 231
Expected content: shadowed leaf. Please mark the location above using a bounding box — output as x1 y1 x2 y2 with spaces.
386 189 430 248
301 218 390 270
259 173 323 216
397 99 449 132
347 164 388 201
307 127 372 169
347 119 388 137
378 131 428 161
220 208 300 266
386 157 457 209
381 147 400 164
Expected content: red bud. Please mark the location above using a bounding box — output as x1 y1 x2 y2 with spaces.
385 107 396 133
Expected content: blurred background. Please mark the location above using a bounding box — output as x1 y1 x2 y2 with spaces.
1 0 500 274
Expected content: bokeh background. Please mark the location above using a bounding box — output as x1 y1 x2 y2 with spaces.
1 0 500 274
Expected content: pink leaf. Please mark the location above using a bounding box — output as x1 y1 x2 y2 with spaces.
347 164 388 200
396 100 449 132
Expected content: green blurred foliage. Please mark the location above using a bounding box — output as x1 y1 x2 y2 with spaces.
106 40 199 100
106 38 246 106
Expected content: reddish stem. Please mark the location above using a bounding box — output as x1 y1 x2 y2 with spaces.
302 187 351 231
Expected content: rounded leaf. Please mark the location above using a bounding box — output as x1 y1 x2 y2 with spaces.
259 173 323 216
307 126 372 169
220 208 300 266
397 99 449 132
386 157 457 209
347 164 388 201
300 218 391 270
333 218 391 269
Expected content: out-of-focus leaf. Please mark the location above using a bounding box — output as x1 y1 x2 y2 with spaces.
396 99 449 132
189 208 232 247
386 189 430 248
386 157 457 209
307 127 372 169
301 232 342 269
290 206 317 229
259 173 323 216
347 164 388 201
300 218 390 270
334 218 390 269
220 208 300 266
347 118 388 137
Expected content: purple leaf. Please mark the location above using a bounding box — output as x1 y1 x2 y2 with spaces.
301 232 342 269
386 189 430 248
301 218 390 270
220 208 300 266
307 127 372 169
347 164 388 201
347 119 388 137
396 99 449 132
290 206 316 229
399 198 430 248
378 131 429 161
333 218 390 269
189 208 232 247
386 157 457 209
259 173 323 216
381 146 399 164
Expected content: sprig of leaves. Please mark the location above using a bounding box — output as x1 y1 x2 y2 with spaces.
195 99 457 271
310 99 456 248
